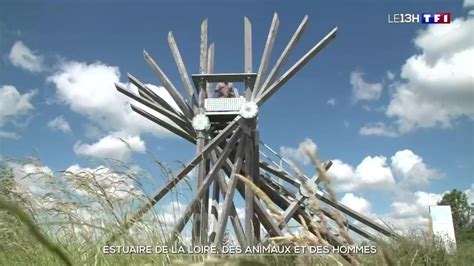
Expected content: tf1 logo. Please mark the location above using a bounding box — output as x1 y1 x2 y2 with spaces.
388 13 451 24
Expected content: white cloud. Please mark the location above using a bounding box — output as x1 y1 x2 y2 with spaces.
327 98 336 106
8 41 44 72
73 134 146 161
340 193 372 214
65 164 143 200
280 138 317 165
328 149 440 193
0 131 19 139
47 61 176 137
385 17 474 133
359 122 399 137
328 156 396 192
386 71 395 80
384 191 443 231
6 162 54 196
155 201 187 230
0 85 36 127
47 115 71 133
465 0 474 7
350 71 383 102
391 149 442 188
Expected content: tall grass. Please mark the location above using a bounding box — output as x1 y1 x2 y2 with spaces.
1 154 473 265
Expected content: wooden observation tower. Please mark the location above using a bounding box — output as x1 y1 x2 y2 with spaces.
112 14 396 262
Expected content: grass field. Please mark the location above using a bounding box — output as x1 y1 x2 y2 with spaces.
1 157 473 265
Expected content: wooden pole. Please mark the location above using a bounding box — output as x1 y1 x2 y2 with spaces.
143 50 194 119
130 105 195 144
115 83 194 136
168 32 199 107
244 128 255 246
193 88 207 245
257 15 309 99
257 27 337 106
213 135 247 247
107 118 240 244
251 13 279 99
171 129 243 243
244 17 252 74
206 43 215 98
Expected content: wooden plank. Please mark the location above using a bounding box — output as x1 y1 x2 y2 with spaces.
213 135 247 247
115 83 194 137
252 128 261 241
168 31 199 107
193 86 208 245
208 175 220 243
258 177 355 263
235 179 283 238
206 43 215 98
257 15 309 98
127 74 180 117
244 17 252 73
244 133 254 245
200 19 208 75
259 162 300 187
261 176 388 239
315 192 396 237
257 27 337 106
280 195 304 227
143 50 194 118
130 105 196 144
214 169 247 247
251 13 279 99
107 118 240 244
192 73 257 90
170 129 243 242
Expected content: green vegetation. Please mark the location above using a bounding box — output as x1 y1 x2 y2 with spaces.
438 189 470 231
0 158 473 265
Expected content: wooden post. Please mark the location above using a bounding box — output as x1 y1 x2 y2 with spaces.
252 122 260 242
252 13 279 99
193 87 207 245
257 15 309 99
244 120 255 246
213 136 247 247
257 27 337 106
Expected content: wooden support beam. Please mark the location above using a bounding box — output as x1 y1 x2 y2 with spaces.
244 133 255 245
107 118 240 244
214 165 247 247
235 180 283 238
251 13 279 99
194 88 207 245
214 135 247 247
279 162 332 226
171 129 243 242
143 50 194 119
127 74 181 118
315 192 396 237
206 43 215 98
257 15 309 99
168 32 199 107
200 19 208 75
116 83 194 137
130 105 196 144
260 173 388 240
244 17 252 73
259 162 301 187
251 124 261 242
258 177 355 263
257 27 337 106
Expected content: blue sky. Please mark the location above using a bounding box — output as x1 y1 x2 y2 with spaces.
1 0 473 233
